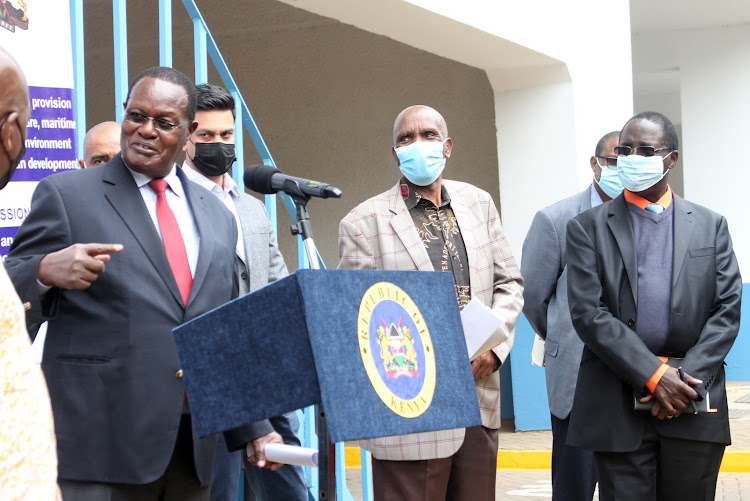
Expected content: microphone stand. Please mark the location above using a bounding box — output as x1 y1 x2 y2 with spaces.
292 201 321 270
288 194 334 501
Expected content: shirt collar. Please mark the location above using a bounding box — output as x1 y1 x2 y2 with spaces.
127 163 185 198
590 182 604 208
182 162 239 197
623 185 673 211
400 177 451 210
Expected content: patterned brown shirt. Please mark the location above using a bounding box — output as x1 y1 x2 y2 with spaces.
401 179 471 309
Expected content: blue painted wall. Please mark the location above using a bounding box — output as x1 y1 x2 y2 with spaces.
724 284 750 381
508 314 551 431
508 285 749 431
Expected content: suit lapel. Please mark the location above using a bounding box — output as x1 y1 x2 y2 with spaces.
388 183 433 271
447 188 479 288
671 195 695 287
232 192 251 266
102 155 183 306
607 195 638 303
179 168 213 306
232 192 254 290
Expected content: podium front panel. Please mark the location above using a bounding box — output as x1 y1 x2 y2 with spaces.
296 269 481 443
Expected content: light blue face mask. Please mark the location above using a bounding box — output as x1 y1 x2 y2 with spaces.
617 151 673 193
595 158 624 199
395 140 446 186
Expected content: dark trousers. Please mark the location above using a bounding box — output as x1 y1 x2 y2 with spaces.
372 425 498 501
210 434 242 501
551 414 597 501
59 415 209 501
595 422 724 501
210 411 308 501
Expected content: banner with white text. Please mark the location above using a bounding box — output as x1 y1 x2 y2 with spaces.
0 1 77 259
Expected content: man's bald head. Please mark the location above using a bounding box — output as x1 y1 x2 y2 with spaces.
0 48 30 189
80 121 121 169
393 105 448 145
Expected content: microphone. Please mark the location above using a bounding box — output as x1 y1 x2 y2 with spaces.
244 165 342 200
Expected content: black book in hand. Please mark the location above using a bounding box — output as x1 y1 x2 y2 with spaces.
633 357 713 414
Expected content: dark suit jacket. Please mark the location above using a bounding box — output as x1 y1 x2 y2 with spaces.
5 155 263 485
566 193 742 452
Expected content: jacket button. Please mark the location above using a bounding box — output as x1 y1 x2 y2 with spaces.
176 369 184 379
627 319 635 327
23 302 31 310
241 272 248 280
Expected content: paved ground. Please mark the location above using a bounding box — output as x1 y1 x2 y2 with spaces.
340 382 750 500
344 469 750 500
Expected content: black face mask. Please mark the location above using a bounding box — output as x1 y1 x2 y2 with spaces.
189 141 236 177
0 116 25 190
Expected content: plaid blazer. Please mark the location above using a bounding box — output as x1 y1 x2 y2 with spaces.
338 179 523 460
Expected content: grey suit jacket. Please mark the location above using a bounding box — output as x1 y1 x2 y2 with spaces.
4 155 259 485
231 191 288 295
566 193 742 451
521 186 592 419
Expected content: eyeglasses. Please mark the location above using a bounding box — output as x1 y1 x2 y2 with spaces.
596 156 618 167
123 110 191 133
614 145 673 157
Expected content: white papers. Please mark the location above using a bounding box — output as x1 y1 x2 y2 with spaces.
460 297 508 361
531 334 545 367
263 443 319 468
31 321 47 364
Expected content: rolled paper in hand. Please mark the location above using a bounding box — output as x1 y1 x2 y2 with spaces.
264 443 319 468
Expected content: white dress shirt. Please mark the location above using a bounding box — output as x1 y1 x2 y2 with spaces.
182 164 246 263
127 165 200 276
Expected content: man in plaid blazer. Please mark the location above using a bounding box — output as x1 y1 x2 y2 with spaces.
338 105 523 501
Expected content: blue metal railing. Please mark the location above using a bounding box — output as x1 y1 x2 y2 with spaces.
68 1 372 499
69 0 85 159
112 0 127 123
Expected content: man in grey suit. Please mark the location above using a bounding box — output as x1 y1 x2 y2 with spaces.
521 131 620 501
566 112 742 500
6 67 279 500
182 83 308 501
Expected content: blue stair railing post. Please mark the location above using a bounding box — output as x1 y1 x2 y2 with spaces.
69 0 85 158
230 90 244 190
112 0 127 122
193 19 207 84
158 0 172 67
361 449 373 500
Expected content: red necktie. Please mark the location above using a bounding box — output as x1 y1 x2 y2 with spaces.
148 178 193 305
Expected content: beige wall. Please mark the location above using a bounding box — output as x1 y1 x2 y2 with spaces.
81 0 499 269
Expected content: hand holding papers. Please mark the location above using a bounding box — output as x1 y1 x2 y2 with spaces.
460 297 508 361
246 443 320 468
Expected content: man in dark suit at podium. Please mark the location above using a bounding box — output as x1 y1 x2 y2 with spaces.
566 111 742 501
338 105 523 501
6 67 279 500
